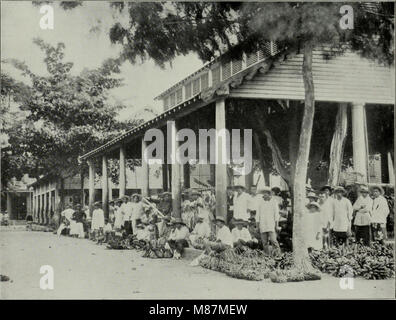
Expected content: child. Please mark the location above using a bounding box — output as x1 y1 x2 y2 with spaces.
304 202 323 252
91 202 104 242
103 219 113 243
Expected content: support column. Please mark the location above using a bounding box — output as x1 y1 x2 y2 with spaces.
169 121 181 218
245 170 254 192
88 159 95 218
141 139 149 197
119 146 126 198
162 163 168 191
351 102 368 183
215 98 228 220
43 190 48 225
183 163 190 189
6 192 12 220
108 178 113 201
102 155 109 219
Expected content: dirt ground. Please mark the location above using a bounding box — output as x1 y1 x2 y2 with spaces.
1 230 395 299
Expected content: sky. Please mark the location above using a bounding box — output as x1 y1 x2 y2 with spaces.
1 1 203 121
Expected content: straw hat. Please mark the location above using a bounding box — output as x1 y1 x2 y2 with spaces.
307 191 319 199
359 185 370 193
131 193 141 200
306 202 320 210
258 186 272 194
214 216 226 223
233 218 248 225
320 185 333 192
172 217 186 226
333 186 346 194
370 185 384 195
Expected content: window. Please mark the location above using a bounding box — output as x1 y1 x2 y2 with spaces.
185 82 192 99
163 96 169 109
193 78 200 95
211 66 220 85
176 88 183 104
170 92 176 107
201 73 209 90
221 61 231 80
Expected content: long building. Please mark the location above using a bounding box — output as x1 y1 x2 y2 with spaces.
79 44 395 218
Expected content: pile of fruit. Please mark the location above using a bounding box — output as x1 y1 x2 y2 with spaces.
199 242 394 282
309 242 394 280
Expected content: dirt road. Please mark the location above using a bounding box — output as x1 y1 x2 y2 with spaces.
1 230 394 299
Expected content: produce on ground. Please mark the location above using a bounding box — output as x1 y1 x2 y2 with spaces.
199 242 394 282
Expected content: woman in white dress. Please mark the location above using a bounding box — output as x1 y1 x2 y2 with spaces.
304 202 323 251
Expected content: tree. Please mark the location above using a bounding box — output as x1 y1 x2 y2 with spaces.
62 2 394 270
2 39 143 213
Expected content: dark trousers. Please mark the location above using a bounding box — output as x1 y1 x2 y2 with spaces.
124 221 132 235
168 239 189 254
333 231 348 245
355 225 370 246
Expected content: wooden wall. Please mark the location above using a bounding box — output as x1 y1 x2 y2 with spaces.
229 50 394 104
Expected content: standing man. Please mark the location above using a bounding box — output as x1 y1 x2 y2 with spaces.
370 185 390 243
352 185 373 246
232 185 250 224
256 187 280 255
318 191 333 249
120 195 133 235
332 186 353 247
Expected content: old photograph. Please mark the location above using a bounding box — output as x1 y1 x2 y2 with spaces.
0 1 395 301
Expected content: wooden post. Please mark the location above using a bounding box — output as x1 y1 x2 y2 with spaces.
6 192 12 220
43 190 47 225
119 146 126 198
88 159 95 218
162 163 168 191
215 98 228 220
141 139 150 197
108 178 113 201
245 170 254 191
169 121 181 218
351 102 368 183
183 163 190 189
102 155 109 219
328 103 348 186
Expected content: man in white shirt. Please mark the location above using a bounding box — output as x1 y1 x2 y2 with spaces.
57 204 74 237
248 185 261 217
256 187 280 255
120 195 133 235
91 201 105 241
370 185 390 242
167 218 190 259
204 216 233 253
233 185 251 223
231 219 255 248
353 185 373 245
332 186 353 246
189 213 211 247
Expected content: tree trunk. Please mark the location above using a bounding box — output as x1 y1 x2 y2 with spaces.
80 169 85 206
292 42 315 271
328 104 348 186
288 102 301 188
253 132 271 186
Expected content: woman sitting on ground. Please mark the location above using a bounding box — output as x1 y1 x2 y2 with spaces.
166 218 190 259
204 216 233 253
231 219 257 249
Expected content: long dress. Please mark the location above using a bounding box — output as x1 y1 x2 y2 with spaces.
304 212 323 250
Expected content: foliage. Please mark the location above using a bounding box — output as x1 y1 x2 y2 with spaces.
1 39 142 187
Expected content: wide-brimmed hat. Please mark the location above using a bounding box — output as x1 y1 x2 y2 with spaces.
258 186 272 194
233 218 248 225
162 192 172 197
136 224 144 229
320 185 333 192
122 195 130 200
214 216 226 223
333 186 346 194
94 201 102 207
370 185 384 195
234 185 246 190
359 185 370 193
271 187 281 194
189 190 200 196
307 191 319 199
131 193 141 200
196 213 206 220
75 203 82 208
306 202 320 210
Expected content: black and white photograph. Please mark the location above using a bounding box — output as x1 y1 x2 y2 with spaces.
0 1 395 301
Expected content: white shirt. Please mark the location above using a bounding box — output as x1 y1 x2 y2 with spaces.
168 226 190 241
192 222 211 238
91 208 105 230
216 225 233 247
319 198 334 229
233 192 251 221
353 195 373 226
114 207 124 229
256 198 279 233
104 223 113 233
121 202 133 222
248 194 262 213
231 227 252 243
62 208 74 222
332 197 353 232
131 202 144 221
371 195 389 224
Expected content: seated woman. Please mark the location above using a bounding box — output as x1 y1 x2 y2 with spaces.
204 216 233 253
70 204 86 239
189 213 211 249
231 219 257 249
166 218 190 259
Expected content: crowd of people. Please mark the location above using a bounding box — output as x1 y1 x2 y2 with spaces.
53 182 393 259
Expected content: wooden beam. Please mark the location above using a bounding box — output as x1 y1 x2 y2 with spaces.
215 98 228 220
141 139 149 197
119 146 126 198
352 102 368 183
169 121 182 218
102 155 109 219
